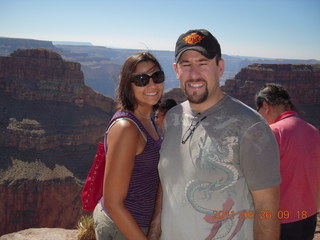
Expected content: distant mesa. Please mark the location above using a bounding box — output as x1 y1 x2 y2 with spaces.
53 41 93 46
1 36 319 98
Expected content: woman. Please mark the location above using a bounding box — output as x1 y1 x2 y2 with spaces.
93 52 164 240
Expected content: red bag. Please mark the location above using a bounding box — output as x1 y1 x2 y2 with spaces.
81 142 106 212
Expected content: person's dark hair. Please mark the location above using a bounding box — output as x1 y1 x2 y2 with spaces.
116 52 163 111
158 98 177 115
255 83 295 111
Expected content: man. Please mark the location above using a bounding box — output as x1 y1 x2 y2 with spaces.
255 83 320 240
148 29 281 240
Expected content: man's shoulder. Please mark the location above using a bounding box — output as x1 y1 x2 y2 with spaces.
166 100 189 115
226 95 254 111
223 95 265 123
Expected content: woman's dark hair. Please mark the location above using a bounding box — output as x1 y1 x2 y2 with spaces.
255 83 295 111
116 52 163 111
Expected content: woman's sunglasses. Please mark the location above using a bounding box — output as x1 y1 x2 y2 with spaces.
131 70 165 87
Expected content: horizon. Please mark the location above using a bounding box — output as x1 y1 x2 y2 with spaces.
1 0 320 61
2 35 320 62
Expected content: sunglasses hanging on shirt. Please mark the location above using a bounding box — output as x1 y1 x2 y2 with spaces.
182 114 207 144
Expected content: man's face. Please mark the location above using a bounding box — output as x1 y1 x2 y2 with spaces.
174 50 224 109
155 110 166 130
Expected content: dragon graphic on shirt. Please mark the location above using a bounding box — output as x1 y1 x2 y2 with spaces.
185 134 247 239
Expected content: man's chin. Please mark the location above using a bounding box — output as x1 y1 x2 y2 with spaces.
186 91 208 104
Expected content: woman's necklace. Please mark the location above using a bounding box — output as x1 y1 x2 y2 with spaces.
135 109 151 120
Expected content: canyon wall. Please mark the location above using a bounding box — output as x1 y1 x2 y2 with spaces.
222 64 320 105
0 49 115 235
221 63 320 128
164 64 320 129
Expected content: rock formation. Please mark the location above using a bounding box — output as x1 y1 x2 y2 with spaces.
0 49 115 236
0 48 113 111
163 64 320 129
221 63 320 128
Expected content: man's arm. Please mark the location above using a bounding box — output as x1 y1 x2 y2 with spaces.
251 185 280 240
147 184 162 240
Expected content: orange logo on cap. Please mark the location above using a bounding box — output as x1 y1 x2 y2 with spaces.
183 33 205 45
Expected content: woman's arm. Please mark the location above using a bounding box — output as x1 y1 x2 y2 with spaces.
103 119 147 240
147 184 162 239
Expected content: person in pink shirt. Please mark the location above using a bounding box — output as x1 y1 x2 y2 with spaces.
255 83 320 240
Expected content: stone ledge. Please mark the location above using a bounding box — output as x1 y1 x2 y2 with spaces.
0 228 77 240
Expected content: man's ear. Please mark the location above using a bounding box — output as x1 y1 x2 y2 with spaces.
218 59 225 77
262 101 271 114
173 63 179 80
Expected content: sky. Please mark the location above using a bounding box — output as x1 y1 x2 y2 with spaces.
0 0 319 60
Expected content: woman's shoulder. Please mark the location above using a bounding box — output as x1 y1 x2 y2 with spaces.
110 117 140 135
106 119 142 151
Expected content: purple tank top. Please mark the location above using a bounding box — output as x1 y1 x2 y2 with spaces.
103 110 162 227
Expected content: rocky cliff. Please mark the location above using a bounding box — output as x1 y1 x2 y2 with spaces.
0 49 115 236
0 49 115 152
221 63 320 128
163 64 320 129
0 48 114 111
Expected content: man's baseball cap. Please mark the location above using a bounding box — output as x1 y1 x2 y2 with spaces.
175 29 221 62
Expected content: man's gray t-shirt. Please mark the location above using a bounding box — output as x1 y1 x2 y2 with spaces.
158 95 281 240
